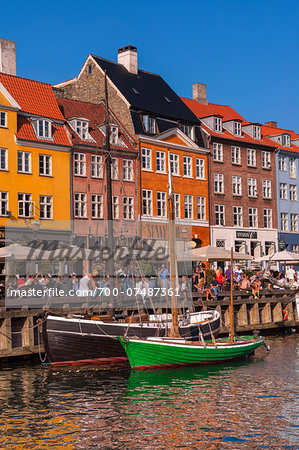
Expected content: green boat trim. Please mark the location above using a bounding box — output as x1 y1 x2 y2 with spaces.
117 336 265 370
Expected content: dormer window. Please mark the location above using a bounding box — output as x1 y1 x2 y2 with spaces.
0 111 7 128
282 134 291 147
76 120 88 139
214 117 222 132
181 124 193 139
37 119 52 139
110 125 118 145
234 122 242 136
143 115 156 134
254 125 261 140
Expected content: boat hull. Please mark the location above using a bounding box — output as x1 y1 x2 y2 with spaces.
117 337 265 370
42 312 220 366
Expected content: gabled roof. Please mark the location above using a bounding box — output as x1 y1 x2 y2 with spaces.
0 72 65 121
182 97 277 149
91 55 199 123
181 97 248 123
17 117 70 146
262 124 299 153
56 97 136 151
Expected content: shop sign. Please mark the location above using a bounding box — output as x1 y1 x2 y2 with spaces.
236 231 257 239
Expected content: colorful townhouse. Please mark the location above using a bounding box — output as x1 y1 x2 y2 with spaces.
262 122 299 253
53 45 210 247
0 40 72 243
183 85 279 260
56 97 137 246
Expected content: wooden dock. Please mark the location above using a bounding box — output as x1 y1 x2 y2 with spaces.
0 289 298 362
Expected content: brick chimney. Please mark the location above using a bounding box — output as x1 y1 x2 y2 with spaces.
265 121 277 128
192 82 208 104
0 38 16 75
117 45 138 74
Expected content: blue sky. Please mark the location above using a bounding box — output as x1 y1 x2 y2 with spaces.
2 0 299 130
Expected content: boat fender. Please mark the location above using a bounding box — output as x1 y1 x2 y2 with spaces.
282 309 288 321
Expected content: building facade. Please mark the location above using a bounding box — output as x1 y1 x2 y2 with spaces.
56 97 138 246
183 87 279 259
262 122 299 254
0 72 72 243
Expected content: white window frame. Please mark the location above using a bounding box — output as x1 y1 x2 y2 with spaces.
156 151 166 173
141 148 152 171
279 155 287 171
196 196 205 220
91 155 103 178
292 244 298 253
290 214 298 232
281 213 288 231
214 117 222 132
157 191 167 217
37 119 52 139
290 185 297 201
247 149 256 167
213 143 223 162
91 194 103 219
232 176 242 196
17 151 31 174
0 148 8 171
143 115 156 134
0 191 9 216
183 156 192 177
74 153 86 176
280 183 287 200
39 154 52 176
184 195 193 219
18 193 33 218
174 193 180 219
233 206 243 227
39 195 53 220
262 180 272 199
169 153 179 176
263 209 272 228
215 204 225 226
214 173 224 194
123 159 133 181
111 158 118 180
234 121 242 136
254 126 261 140
142 189 152 216
248 178 257 198
262 151 271 169
282 134 291 147
195 158 205 179
248 207 258 228
0 111 7 128
110 125 118 145
112 196 119 220
231 146 241 165
181 124 193 138
123 196 134 220
74 193 87 218
289 157 296 179
76 120 89 140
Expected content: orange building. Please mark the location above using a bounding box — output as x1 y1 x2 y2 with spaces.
138 128 209 247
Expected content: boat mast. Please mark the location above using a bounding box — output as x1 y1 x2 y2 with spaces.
230 247 234 341
104 71 114 277
168 153 179 338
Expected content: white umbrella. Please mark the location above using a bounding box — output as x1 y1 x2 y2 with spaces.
0 244 51 260
258 250 299 262
191 245 252 262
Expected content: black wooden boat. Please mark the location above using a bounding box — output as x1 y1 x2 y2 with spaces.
42 311 221 366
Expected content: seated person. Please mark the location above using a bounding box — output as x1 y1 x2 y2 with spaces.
205 276 219 301
251 274 262 299
240 274 250 291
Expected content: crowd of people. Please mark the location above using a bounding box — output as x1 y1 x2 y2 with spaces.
192 264 298 301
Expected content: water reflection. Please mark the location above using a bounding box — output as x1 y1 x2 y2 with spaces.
0 335 297 449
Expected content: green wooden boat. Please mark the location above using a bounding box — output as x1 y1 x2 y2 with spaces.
117 336 265 370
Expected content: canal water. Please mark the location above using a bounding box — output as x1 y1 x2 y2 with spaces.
0 335 298 449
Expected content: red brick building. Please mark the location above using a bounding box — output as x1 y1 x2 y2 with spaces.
56 97 137 246
183 85 278 260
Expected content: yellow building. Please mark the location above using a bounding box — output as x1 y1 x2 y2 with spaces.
0 73 71 242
